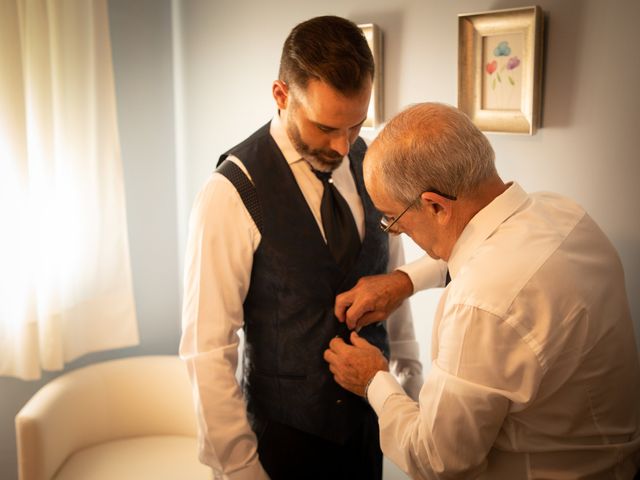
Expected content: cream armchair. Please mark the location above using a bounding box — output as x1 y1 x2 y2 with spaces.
15 355 212 480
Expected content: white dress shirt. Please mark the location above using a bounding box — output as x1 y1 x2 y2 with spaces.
368 182 640 479
180 114 424 479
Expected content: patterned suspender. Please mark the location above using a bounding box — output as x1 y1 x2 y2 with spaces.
216 159 264 234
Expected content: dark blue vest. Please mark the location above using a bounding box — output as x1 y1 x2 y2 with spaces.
218 122 389 444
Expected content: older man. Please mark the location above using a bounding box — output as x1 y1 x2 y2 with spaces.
324 103 640 479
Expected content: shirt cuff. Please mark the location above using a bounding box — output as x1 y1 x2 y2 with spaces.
224 460 270 480
397 256 447 292
367 370 407 415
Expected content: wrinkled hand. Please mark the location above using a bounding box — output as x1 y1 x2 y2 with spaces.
335 270 414 330
323 331 389 397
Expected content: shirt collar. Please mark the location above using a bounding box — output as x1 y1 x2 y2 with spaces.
448 182 529 278
269 112 305 165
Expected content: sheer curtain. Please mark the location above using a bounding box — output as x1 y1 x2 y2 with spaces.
0 0 138 380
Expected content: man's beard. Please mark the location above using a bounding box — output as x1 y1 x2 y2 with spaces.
287 121 344 172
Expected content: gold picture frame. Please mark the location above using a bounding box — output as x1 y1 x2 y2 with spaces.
458 6 544 135
359 23 383 128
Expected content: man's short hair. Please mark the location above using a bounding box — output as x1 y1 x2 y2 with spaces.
279 16 374 94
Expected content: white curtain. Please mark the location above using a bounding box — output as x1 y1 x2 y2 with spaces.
0 0 139 380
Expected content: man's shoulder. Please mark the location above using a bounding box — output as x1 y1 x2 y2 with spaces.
448 193 589 318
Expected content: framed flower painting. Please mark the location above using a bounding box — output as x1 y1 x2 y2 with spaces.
458 6 544 134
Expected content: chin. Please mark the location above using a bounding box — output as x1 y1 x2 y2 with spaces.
306 155 343 172
415 242 440 260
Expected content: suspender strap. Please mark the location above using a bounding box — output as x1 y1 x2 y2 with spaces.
216 159 264 234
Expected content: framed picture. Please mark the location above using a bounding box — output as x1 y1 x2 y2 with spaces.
458 6 544 134
359 23 383 128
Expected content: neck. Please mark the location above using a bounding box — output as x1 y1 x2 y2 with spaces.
465 176 508 218
442 176 507 260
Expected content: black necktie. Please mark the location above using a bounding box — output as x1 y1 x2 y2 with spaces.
445 269 451 286
311 168 361 272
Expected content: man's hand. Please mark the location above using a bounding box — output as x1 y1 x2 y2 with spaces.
335 270 414 330
323 331 389 397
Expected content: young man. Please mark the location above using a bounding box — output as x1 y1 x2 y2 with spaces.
180 16 426 479
325 102 640 479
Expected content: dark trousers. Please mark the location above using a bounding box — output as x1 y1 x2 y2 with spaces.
255 410 383 480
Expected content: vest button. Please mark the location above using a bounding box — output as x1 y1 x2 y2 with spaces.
336 399 343 404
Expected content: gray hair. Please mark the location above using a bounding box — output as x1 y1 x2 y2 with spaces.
371 103 497 205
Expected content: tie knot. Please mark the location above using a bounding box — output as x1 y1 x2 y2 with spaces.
311 167 333 184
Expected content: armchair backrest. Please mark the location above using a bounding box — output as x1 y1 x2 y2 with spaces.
15 355 197 480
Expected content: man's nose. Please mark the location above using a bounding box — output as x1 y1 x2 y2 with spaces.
330 133 350 157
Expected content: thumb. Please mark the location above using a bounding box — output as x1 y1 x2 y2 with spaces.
350 330 372 349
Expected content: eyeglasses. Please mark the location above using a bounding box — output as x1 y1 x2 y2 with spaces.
379 189 457 235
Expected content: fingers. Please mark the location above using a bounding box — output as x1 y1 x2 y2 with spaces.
335 280 376 329
336 271 415 330
324 333 383 398
325 358 363 397
323 347 337 364
345 309 360 330
327 336 351 354
334 290 353 323
344 299 375 330
324 336 362 370
327 333 372 356
324 345 355 392
352 311 385 331
350 331 372 349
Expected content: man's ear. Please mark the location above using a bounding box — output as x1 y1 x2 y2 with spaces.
421 191 453 225
272 80 288 110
